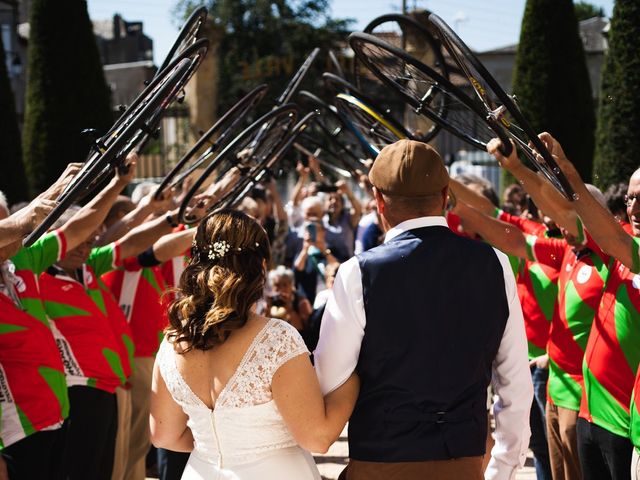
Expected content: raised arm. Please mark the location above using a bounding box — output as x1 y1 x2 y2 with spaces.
550 133 639 272
449 178 496 216
337 180 362 230
453 201 528 259
292 161 310 207
98 187 172 245
116 209 179 260
487 138 580 236
60 156 136 250
0 198 57 248
151 228 195 264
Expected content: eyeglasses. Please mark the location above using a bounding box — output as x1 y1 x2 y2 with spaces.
624 194 640 207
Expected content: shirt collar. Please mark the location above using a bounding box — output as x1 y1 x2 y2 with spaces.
384 216 449 243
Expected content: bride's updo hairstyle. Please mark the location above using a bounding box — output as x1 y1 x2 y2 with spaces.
167 209 271 352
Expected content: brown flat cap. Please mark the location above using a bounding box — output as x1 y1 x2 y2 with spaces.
369 139 449 196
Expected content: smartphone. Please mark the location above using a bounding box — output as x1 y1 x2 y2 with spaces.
305 222 317 243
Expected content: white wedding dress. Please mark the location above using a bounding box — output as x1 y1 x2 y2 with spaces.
157 318 322 480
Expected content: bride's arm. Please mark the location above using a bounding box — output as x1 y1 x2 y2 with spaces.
150 361 194 452
272 355 360 453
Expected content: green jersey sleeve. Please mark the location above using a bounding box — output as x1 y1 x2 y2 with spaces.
87 242 122 277
10 230 67 274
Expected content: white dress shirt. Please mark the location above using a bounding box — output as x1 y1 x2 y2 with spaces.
313 215 532 480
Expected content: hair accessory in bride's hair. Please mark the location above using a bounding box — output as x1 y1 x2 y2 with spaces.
208 240 232 260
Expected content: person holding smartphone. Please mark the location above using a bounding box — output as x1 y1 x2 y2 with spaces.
293 219 338 305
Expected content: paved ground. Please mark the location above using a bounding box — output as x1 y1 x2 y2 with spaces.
314 426 537 480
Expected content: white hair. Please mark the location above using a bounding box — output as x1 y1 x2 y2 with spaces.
300 196 323 215
268 265 294 285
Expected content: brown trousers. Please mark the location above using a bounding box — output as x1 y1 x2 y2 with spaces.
338 456 484 480
546 402 582 480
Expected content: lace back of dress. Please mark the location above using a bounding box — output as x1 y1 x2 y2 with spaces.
216 319 309 408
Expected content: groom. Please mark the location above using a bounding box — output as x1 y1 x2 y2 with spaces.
314 139 532 480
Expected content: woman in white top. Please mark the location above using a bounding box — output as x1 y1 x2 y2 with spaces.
150 209 359 480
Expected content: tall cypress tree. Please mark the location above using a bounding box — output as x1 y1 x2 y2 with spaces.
593 0 640 188
511 0 595 183
0 33 29 203
23 0 113 194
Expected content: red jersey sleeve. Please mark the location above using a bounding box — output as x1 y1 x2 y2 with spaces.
525 235 566 270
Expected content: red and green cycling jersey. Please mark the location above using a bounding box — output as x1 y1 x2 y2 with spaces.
0 231 69 449
39 243 133 391
526 234 609 410
582 230 640 440
496 210 559 359
102 257 168 358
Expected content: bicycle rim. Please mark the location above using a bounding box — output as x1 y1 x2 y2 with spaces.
349 32 511 154
179 105 299 224
428 13 574 198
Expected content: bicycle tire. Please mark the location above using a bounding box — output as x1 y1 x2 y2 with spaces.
134 38 209 153
334 92 412 157
155 84 268 198
157 6 208 75
277 48 320 105
357 13 448 143
428 13 574 199
57 48 205 204
178 105 299 224
24 59 194 247
349 32 513 156
296 132 362 178
218 111 318 210
297 90 370 166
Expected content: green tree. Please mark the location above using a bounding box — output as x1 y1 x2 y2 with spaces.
593 0 640 188
509 0 595 186
174 0 351 116
575 1 606 21
23 0 113 195
0 34 29 203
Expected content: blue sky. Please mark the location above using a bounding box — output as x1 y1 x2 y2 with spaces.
86 0 615 65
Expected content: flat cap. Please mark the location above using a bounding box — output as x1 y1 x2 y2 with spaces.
369 139 449 196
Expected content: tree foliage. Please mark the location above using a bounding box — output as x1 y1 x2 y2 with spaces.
23 0 113 195
0 34 29 203
593 0 640 188
574 1 606 22
511 0 596 183
173 0 351 116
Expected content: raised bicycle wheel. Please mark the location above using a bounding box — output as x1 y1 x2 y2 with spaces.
155 84 269 198
56 46 205 205
178 105 299 225
134 38 209 154
297 90 371 166
157 6 208 75
24 59 194 247
334 92 412 157
349 32 513 156
61 38 210 201
295 131 363 179
357 13 449 144
276 48 320 106
427 13 574 198
218 111 319 210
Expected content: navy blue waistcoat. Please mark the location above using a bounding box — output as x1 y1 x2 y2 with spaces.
349 225 509 462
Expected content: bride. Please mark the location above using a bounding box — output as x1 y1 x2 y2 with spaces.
150 209 359 480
